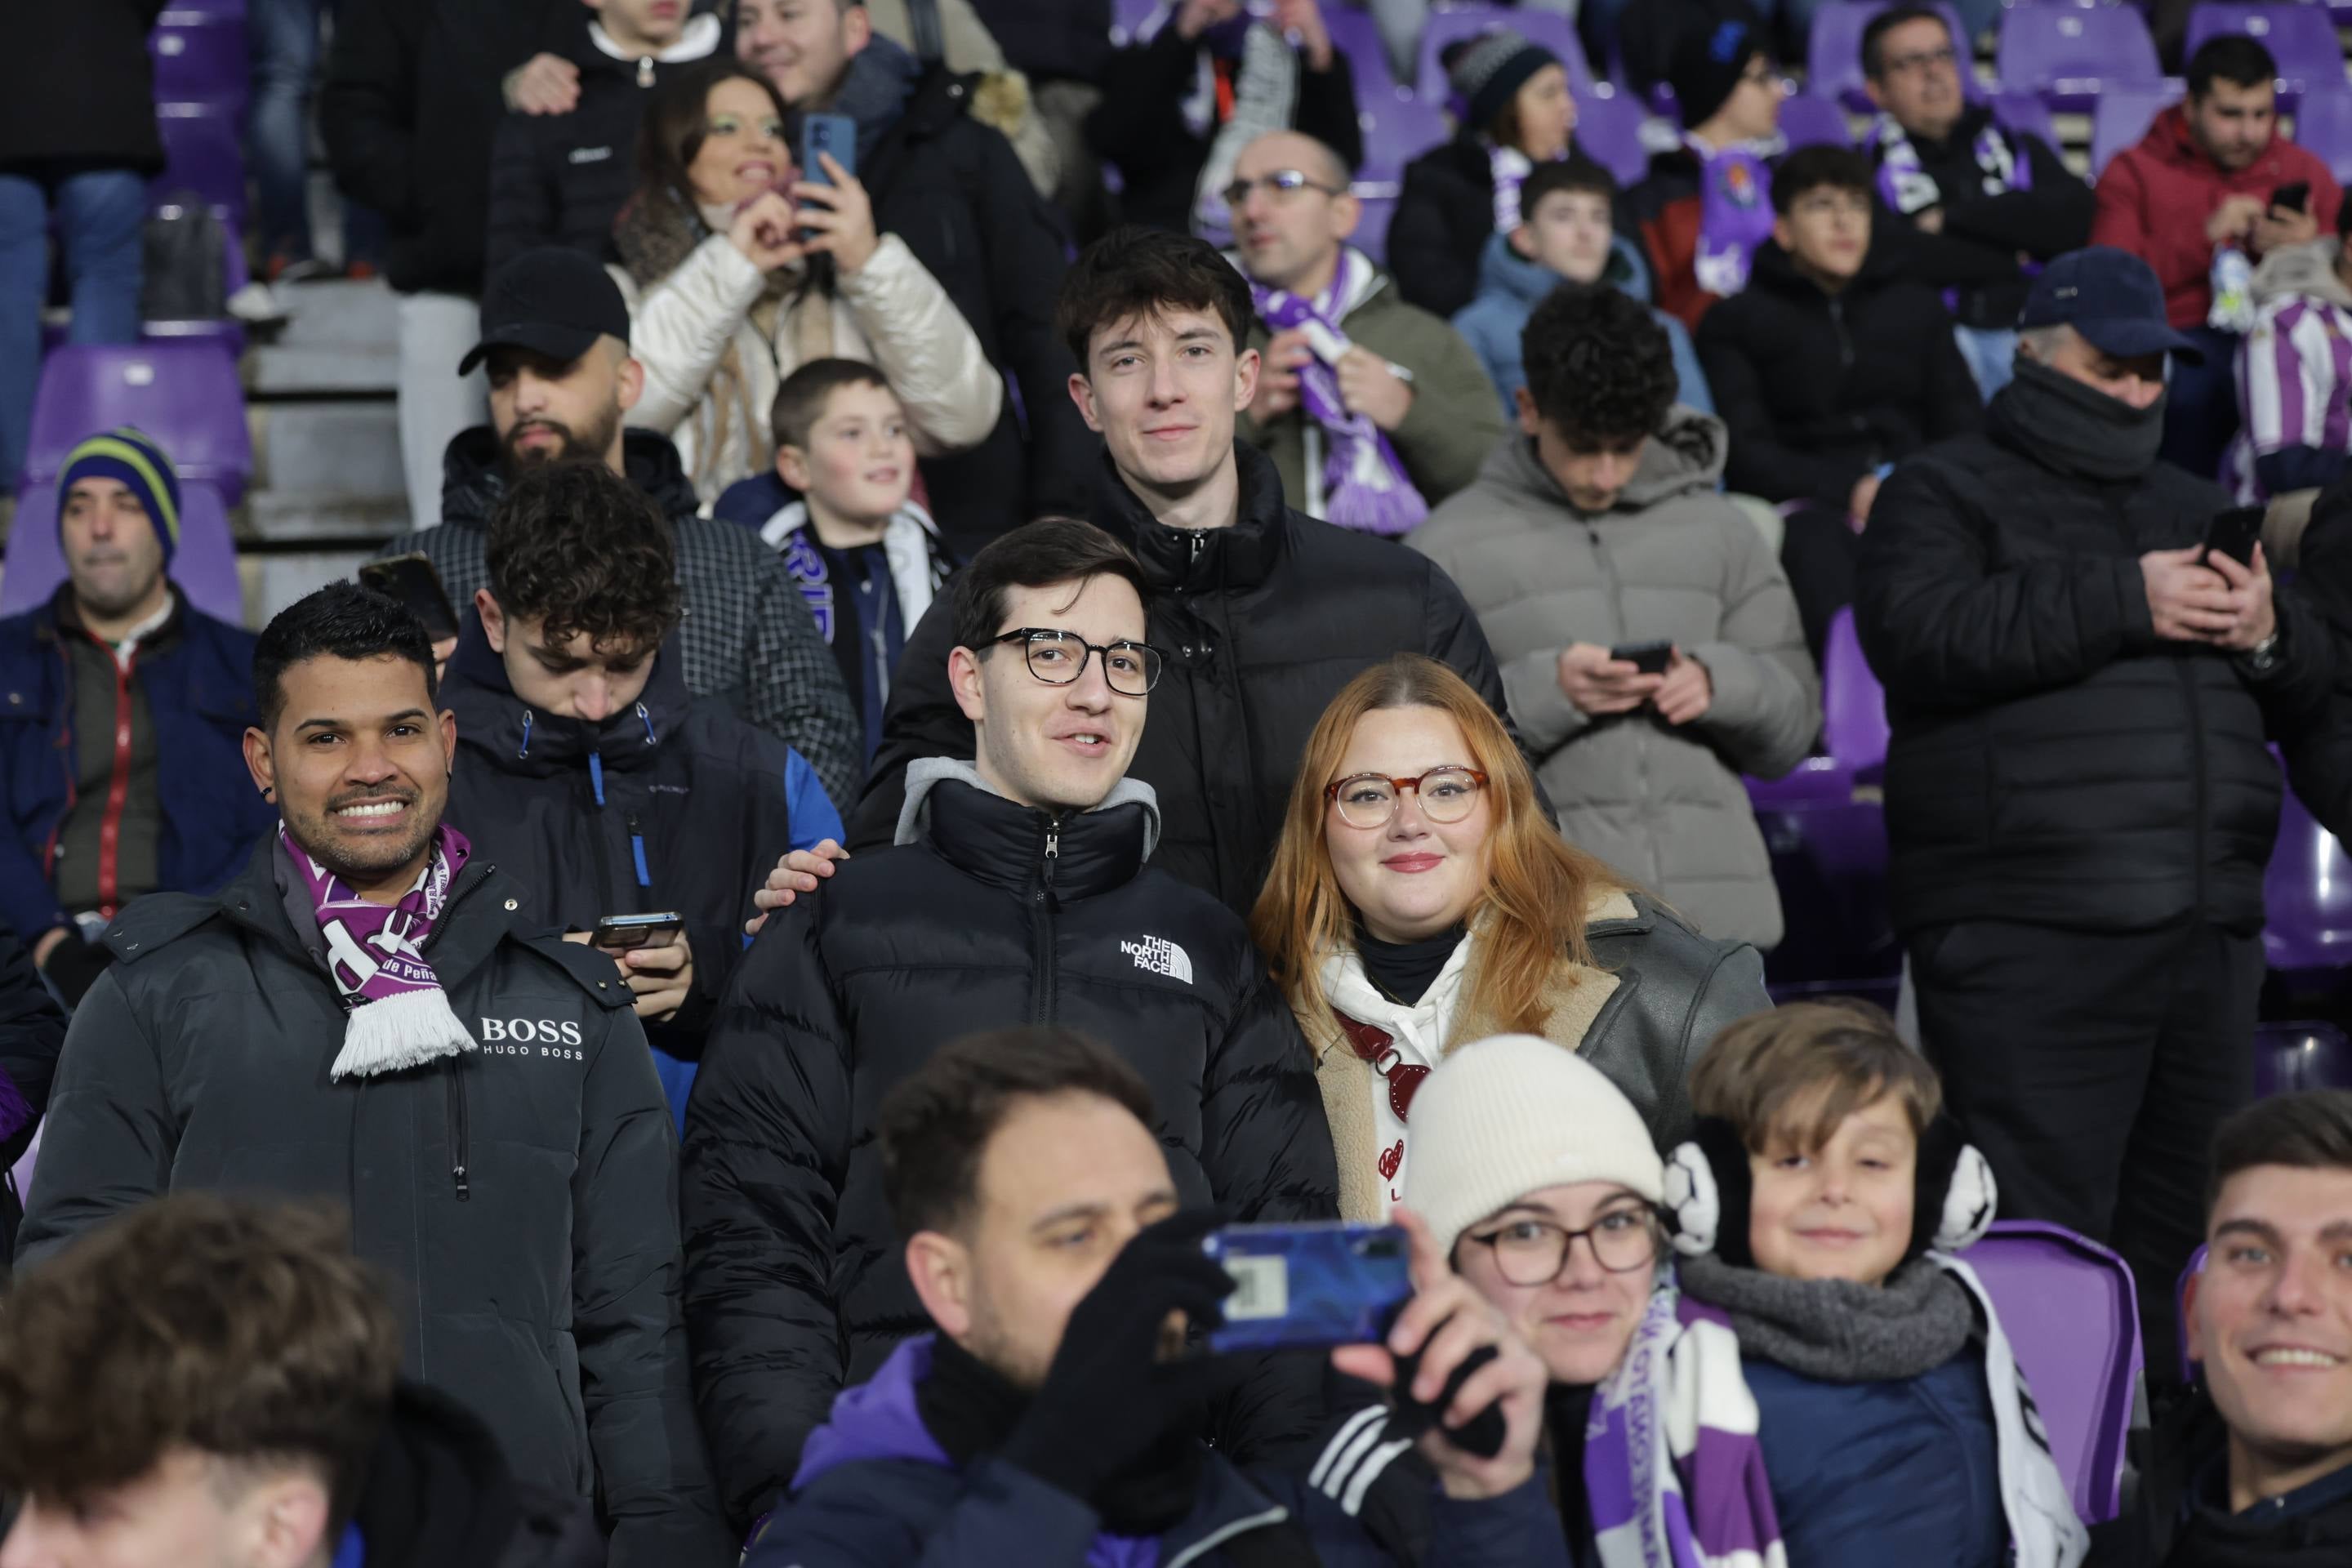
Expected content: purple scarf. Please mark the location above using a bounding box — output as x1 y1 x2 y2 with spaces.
280 822 478 1080
1690 138 1775 300
1250 247 1430 535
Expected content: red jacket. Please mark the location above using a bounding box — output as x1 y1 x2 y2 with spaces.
2090 105 2342 329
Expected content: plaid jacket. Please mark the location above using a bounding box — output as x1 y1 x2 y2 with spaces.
378 428 864 811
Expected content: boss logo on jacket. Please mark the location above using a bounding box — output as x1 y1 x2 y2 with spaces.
479 1016 587 1053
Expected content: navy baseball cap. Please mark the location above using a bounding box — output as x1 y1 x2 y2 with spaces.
2017 247 2204 365
459 248 633 376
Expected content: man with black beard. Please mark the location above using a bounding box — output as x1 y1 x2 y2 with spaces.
373 247 864 813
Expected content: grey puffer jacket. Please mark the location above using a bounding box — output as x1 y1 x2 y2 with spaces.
1410 418 1818 948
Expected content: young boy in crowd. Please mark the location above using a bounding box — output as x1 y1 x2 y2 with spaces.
753 359 957 763
1450 156 1714 422
1668 1000 2088 1568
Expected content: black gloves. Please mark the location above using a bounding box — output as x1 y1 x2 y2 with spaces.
1385 1337 1508 1460
38 931 112 1009
1000 1209 1238 1503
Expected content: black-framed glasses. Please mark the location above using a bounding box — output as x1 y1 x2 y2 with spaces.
1460 1209 1660 1286
1220 168 1344 208
1324 765 1489 829
991 629 1165 697
1880 44 1958 76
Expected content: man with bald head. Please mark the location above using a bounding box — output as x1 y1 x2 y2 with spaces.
1230 130 1503 532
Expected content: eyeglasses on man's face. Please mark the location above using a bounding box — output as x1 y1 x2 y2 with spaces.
991 628 1165 697
1461 1207 1661 1286
1221 168 1344 209
1323 765 1489 829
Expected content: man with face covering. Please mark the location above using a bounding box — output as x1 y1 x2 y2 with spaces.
1855 246 2334 1370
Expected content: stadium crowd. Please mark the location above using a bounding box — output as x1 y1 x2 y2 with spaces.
11 0 2352 1566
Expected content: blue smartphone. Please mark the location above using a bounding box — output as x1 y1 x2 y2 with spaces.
800 112 857 187
1200 1223 1413 1352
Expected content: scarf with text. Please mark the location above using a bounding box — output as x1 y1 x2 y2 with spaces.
1871 113 2035 310
280 822 477 1080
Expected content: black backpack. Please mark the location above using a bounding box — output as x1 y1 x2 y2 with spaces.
141 198 229 323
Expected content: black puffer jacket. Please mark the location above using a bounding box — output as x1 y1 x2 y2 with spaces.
1696 238 1984 510
17 844 736 1566
0 2 163 174
353 1381 606 1568
1390 134 1606 320
439 621 795 1058
969 0 1113 82
0 920 66 1271
681 762 1339 1530
849 442 1523 915
1855 393 2333 935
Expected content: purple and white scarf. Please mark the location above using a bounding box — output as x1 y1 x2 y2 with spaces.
281 822 478 1081
1490 144 1542 234
1250 247 1430 535
1870 114 2036 311
1690 137 1775 301
1586 1277 1786 1568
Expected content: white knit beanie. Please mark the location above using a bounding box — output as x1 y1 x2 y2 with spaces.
1404 1034 1667 1259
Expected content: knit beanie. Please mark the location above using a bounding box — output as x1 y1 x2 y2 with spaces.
56 426 182 567
1448 30 1563 140
1667 13 1766 131
1403 1034 1666 1259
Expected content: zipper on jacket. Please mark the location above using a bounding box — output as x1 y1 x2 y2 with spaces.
2180 659 2209 915
1829 296 1853 369
445 1058 471 1201
1029 818 1062 1027
626 810 652 892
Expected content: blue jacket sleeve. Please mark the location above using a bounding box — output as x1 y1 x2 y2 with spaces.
746 1459 1102 1568
1661 311 1717 418
784 749 845 852
0 833 69 951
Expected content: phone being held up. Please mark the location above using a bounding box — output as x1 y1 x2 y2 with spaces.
2203 506 2265 569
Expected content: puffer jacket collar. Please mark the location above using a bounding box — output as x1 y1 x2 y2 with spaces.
1090 440 1294 594
439 427 702 531
1744 230 1902 298
895 760 1159 900
1487 408 1728 516
439 617 692 779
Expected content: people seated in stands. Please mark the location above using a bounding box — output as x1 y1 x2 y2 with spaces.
737 0 1091 551
2091 36 2343 480
2228 200 2352 507
1675 1000 2090 1568
1232 131 1504 530
0 428 276 1010
814 226 1520 915
1251 653 1769 1214
1413 285 1816 951
1087 0 1363 238
373 247 864 815
1856 247 2333 1368
0 1195 605 1568
1630 12 1784 330
1698 144 1984 657
1857 5 2093 400
18 582 736 1563
1391 29 1581 318
612 60 1000 507
750 359 958 764
2130 1090 2352 1565
1301 1031 1783 1566
964 0 1118 234
437 459 837 1118
746 1027 1566 1568
1451 155 1714 421
483 0 723 277
681 519 1339 1532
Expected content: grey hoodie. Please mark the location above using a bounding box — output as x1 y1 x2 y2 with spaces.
893 756 1165 859
1408 412 1820 948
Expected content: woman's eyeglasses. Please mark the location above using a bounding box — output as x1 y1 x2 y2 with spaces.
1460 1209 1661 1286
1324 766 1488 829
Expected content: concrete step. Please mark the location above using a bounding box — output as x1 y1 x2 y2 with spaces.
253 400 404 501
243 489 414 544
243 549 381 626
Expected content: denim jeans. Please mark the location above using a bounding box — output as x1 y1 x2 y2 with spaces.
248 0 323 261
0 168 146 492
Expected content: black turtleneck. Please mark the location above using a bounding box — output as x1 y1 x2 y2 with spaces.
1355 922 1468 1006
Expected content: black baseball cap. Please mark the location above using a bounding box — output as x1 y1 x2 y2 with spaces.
457 248 633 376
2017 246 2205 365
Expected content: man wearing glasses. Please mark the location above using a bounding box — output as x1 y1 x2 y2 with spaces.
681 518 1341 1537
1857 5 2091 401
1227 129 1505 530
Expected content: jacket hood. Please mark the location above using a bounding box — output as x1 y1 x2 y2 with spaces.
1091 440 1295 593
895 756 1162 862
1472 229 1651 309
439 615 694 777
348 1380 550 1568
1485 407 1727 514
439 428 701 530
792 1335 954 1491
2252 237 2352 310
827 31 922 153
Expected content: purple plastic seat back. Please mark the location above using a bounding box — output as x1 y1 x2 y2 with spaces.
2293 88 2352 185
1780 94 1855 151
2254 1020 2352 1098
1809 0 1985 112
1414 7 1597 109
1 478 244 624
21 344 252 504
2262 786 2352 973
152 104 247 229
1356 91 1448 181
150 8 251 119
1325 6 1401 99
1111 0 1159 47
1958 1220 2141 1525
1822 607 1889 777
2090 83 2183 180
2185 3 2344 105
1352 194 1397 265
1997 5 2163 109
1575 91 1652 186
1990 89 2059 149
2176 1244 2207 1383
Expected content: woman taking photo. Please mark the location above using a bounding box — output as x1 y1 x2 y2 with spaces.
612 59 1002 503
1253 654 1767 1222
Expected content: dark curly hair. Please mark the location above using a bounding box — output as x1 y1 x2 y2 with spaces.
1520 284 1677 444
1057 225 1254 371
253 581 436 731
484 460 684 656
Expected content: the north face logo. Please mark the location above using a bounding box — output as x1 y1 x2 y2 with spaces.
1120 936 1193 984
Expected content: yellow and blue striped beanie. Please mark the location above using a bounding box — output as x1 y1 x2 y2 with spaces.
56 426 183 565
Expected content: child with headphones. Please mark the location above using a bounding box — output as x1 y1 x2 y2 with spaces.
1664 1000 2088 1568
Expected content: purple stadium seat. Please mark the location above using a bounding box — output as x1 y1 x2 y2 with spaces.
150 9 251 121
2255 1021 2352 1098
1111 0 1158 47
2184 3 2345 107
1997 5 2164 110
2262 786 2352 973
1822 606 1890 779
1414 7 1597 110
1781 93 1855 150
2176 1244 2206 1383
152 103 247 229
1325 6 1401 100
1958 1220 2140 1526
1352 194 1397 265
2090 83 2185 180
2294 88 2352 184
1357 91 1448 182
20 343 252 504
1990 90 2060 149
1808 0 1986 113
0 477 244 624
1575 90 1651 186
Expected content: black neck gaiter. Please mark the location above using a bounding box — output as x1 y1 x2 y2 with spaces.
1991 357 2168 482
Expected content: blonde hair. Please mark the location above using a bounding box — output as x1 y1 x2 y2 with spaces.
1690 998 1942 1154
1250 654 1626 1034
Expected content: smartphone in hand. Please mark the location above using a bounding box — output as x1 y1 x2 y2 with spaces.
2271 180 2312 215
1609 639 1674 675
800 113 857 186
2203 506 2265 568
1200 1223 1413 1352
592 912 684 952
